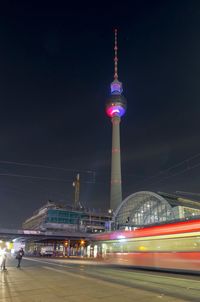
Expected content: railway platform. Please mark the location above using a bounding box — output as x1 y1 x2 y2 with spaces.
0 261 191 302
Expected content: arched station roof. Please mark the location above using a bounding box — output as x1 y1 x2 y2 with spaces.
113 191 200 228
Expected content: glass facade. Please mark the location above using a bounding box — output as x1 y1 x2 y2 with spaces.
45 209 85 225
114 191 177 229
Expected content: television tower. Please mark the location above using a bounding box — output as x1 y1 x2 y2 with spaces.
105 29 127 211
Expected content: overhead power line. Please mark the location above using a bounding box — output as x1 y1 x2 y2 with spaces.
134 151 200 188
0 160 94 174
0 173 94 184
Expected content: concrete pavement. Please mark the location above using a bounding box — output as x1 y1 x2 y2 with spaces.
0 262 190 302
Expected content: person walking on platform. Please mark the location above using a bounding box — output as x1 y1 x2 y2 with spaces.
16 248 24 268
0 248 7 271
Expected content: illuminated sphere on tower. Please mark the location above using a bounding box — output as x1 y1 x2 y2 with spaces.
105 82 127 118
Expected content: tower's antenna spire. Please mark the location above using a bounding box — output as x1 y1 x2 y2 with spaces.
114 29 118 80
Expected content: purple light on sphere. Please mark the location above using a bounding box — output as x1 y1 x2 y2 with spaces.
106 105 126 118
111 81 122 94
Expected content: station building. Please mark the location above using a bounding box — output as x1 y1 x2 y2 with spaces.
22 201 111 257
113 191 200 230
22 200 111 233
21 192 200 257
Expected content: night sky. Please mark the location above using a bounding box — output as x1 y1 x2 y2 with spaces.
1 1 200 228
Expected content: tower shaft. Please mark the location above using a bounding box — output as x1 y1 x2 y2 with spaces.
110 116 122 210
